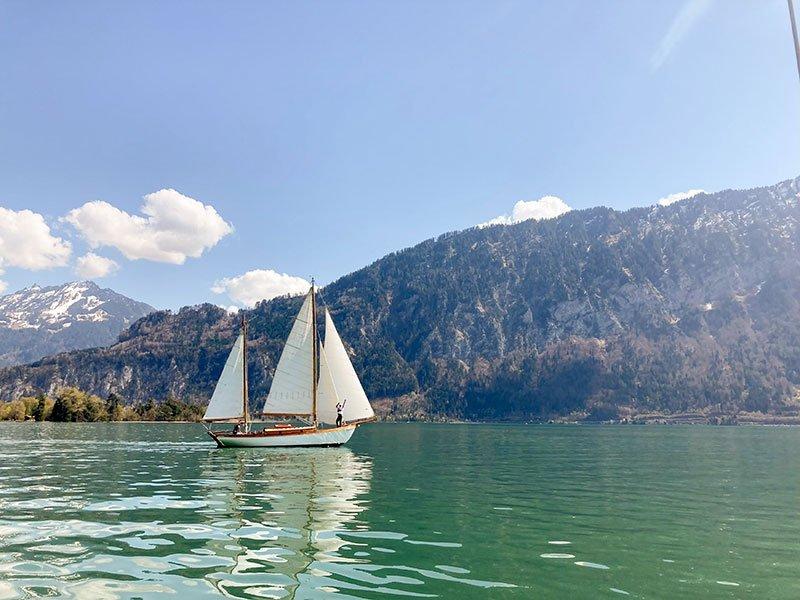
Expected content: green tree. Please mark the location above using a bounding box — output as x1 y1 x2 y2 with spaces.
136 398 156 421
50 395 71 422
32 394 49 421
82 394 108 421
106 392 124 421
49 387 109 422
0 400 25 421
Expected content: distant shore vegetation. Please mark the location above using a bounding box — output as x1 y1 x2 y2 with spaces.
0 388 204 422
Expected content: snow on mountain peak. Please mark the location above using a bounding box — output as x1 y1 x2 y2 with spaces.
0 281 147 332
0 281 155 366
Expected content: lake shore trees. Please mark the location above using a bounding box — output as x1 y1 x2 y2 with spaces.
0 388 204 422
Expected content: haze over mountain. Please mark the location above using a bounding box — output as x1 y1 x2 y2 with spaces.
0 282 154 367
0 176 798 421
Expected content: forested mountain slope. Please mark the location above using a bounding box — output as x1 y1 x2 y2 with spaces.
1 176 798 420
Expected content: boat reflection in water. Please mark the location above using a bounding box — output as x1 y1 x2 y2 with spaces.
199 446 372 598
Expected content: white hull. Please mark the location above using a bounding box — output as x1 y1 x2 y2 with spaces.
210 424 356 448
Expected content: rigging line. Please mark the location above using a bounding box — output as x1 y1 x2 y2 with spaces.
319 342 343 405
315 285 333 310
314 287 332 347
790 0 800 84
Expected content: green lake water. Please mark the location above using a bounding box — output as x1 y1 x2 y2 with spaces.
0 422 799 599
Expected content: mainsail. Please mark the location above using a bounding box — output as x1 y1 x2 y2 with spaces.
317 309 374 425
261 289 316 416
203 333 245 421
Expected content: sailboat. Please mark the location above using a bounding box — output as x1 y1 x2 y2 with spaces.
203 283 376 448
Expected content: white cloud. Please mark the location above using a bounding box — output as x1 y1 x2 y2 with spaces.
656 189 706 206
212 269 311 307
64 189 233 265
0 207 71 271
480 195 572 227
651 0 713 71
0 281 7 295
75 252 119 279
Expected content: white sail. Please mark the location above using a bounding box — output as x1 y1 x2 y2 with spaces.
203 333 245 421
262 289 315 416
317 309 374 425
317 345 338 423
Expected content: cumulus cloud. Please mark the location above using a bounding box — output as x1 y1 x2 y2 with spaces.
656 189 706 206
64 189 233 265
0 207 71 271
75 252 119 279
212 269 311 307
0 281 7 295
651 0 713 71
480 195 572 227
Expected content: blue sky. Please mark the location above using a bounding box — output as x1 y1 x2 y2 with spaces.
0 0 798 309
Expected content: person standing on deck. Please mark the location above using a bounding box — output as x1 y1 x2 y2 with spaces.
336 400 347 427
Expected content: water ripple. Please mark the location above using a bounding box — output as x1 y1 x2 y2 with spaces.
2 422 799 598
0 423 518 599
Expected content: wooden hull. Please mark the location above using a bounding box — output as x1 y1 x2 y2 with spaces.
209 424 357 448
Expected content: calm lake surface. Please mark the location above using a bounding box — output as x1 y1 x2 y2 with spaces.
0 423 799 599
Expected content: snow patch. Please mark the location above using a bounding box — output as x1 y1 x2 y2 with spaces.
0 281 126 331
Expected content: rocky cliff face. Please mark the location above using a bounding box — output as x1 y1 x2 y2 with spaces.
1 176 798 420
0 281 155 366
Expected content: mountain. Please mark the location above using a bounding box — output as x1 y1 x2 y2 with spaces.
0 176 799 421
0 281 155 367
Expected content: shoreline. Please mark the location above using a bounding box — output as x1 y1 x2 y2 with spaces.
4 406 800 427
4 417 799 426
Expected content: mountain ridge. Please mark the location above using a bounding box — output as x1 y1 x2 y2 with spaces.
0 175 798 421
0 281 155 366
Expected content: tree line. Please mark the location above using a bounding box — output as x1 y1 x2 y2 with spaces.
0 388 204 422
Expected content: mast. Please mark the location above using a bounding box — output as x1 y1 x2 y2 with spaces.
242 313 250 427
311 279 318 427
